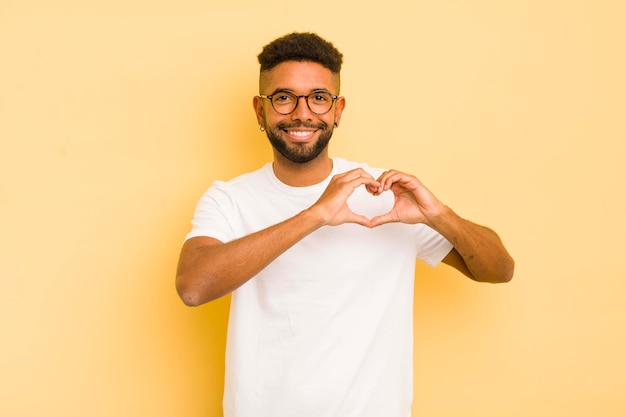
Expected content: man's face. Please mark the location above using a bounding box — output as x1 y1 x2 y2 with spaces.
254 61 345 164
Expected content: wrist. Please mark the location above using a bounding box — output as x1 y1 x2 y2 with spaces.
425 204 456 230
299 207 327 230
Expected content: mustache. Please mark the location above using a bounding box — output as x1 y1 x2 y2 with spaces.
276 122 328 130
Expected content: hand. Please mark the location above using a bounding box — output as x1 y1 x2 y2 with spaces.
310 168 381 227
369 170 445 228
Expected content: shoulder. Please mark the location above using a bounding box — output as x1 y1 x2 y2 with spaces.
193 163 273 210
333 158 386 178
209 163 273 192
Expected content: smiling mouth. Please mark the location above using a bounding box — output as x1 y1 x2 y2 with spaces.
286 130 317 139
286 130 316 138
278 122 326 141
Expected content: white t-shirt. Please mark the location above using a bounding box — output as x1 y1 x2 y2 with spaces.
186 158 453 417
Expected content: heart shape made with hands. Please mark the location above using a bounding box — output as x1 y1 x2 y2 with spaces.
346 184 395 221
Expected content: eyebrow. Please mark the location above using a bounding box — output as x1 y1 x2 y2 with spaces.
269 87 334 95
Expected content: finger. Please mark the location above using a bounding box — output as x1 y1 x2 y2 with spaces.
377 170 419 191
369 211 398 228
376 170 401 191
344 174 380 192
347 212 372 228
337 168 375 181
365 182 383 195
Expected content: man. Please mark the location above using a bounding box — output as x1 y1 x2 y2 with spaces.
176 32 514 417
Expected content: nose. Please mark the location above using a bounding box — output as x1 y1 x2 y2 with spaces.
291 95 313 121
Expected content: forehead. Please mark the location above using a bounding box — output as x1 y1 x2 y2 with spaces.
259 61 340 93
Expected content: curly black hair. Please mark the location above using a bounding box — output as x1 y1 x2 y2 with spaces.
257 32 343 74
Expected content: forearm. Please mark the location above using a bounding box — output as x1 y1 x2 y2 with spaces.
430 206 514 283
176 208 324 306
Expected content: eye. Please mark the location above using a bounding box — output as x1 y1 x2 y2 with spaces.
310 93 331 103
272 92 295 104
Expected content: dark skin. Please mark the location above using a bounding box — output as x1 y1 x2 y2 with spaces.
176 61 514 307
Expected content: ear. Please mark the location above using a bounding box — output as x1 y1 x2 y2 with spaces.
333 96 346 127
253 96 265 127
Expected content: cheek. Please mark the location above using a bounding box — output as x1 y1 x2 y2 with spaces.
326 114 339 127
265 114 285 128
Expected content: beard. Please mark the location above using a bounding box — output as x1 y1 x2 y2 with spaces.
265 121 333 163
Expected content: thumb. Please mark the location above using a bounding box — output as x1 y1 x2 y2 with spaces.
347 212 373 228
369 211 397 228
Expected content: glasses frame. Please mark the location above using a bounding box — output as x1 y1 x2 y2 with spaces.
259 90 339 115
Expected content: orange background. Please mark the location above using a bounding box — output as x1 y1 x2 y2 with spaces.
1 1 625 416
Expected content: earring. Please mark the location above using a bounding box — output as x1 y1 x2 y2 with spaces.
259 125 266 132
334 122 338 128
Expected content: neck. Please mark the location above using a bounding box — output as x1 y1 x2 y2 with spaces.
272 151 333 187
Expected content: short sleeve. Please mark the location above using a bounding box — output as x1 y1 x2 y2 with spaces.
185 181 237 243
414 224 454 267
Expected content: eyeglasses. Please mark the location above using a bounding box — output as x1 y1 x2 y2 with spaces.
259 90 338 115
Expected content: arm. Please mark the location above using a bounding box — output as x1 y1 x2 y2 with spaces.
176 168 380 306
176 211 323 306
369 170 514 283
434 210 514 283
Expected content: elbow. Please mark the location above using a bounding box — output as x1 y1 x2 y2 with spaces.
503 265 515 282
501 255 515 282
492 270 514 284
176 271 226 307
179 292 205 308
486 256 515 283
470 256 515 284
176 275 207 307
177 289 203 308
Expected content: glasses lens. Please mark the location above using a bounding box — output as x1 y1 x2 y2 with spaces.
270 92 297 115
307 92 334 114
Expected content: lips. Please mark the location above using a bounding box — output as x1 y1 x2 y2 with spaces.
279 123 325 141
285 129 317 141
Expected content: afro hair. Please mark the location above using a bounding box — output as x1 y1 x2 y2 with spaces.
257 32 343 74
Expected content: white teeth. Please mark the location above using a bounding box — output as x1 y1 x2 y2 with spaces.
288 131 313 137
